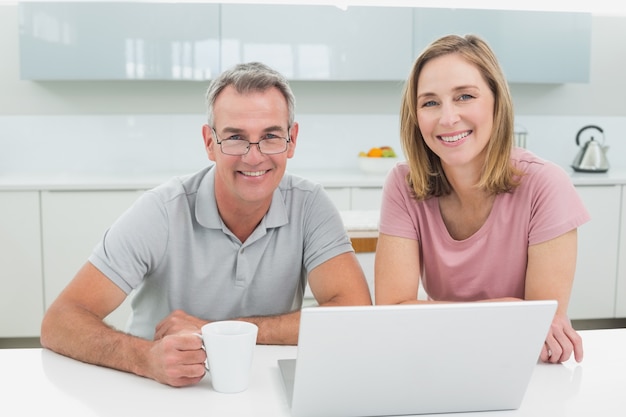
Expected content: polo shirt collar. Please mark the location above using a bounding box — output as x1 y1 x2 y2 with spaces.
195 166 289 230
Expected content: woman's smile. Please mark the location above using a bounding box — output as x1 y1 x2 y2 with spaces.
438 130 472 143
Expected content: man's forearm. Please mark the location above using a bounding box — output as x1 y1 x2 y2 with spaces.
239 310 301 345
41 304 152 377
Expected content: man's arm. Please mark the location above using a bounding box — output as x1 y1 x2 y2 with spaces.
155 251 373 346
307 251 372 307
262 251 372 343
247 251 372 344
40 262 207 387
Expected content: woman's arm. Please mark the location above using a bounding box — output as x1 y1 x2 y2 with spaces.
525 229 583 363
374 233 424 305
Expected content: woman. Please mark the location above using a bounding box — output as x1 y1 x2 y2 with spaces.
375 34 590 364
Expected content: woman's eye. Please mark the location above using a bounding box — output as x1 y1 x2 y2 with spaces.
458 94 474 101
421 100 437 108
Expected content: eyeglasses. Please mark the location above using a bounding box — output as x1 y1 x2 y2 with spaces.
212 127 291 156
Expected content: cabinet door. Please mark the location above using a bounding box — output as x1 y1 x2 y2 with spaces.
351 187 383 210
413 9 591 83
616 186 626 317
0 191 44 337
41 190 144 331
221 4 413 80
323 187 351 211
569 186 620 319
19 3 220 80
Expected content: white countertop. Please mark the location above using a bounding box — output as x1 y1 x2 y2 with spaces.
1 167 625 191
0 169 389 191
568 169 626 185
0 328 624 416
340 210 379 236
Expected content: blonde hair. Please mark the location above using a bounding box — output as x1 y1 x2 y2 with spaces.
399 34 520 200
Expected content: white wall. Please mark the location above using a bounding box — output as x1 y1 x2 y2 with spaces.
1 4 625 174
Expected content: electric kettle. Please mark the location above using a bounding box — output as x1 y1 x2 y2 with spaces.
571 125 609 173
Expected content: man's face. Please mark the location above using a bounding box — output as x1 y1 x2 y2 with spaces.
203 85 298 209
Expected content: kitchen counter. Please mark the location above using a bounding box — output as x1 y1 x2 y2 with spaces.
1 167 626 191
0 169 387 191
340 210 379 238
568 169 626 185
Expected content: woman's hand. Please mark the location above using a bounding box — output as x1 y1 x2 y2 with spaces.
541 312 583 363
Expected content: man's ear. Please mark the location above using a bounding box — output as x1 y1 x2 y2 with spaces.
287 122 299 158
202 124 216 161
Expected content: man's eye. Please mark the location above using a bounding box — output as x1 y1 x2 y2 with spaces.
263 133 280 140
227 135 244 141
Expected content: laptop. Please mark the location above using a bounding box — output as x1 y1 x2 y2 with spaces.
278 300 556 417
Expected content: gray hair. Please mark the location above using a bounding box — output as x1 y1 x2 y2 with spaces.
205 62 295 128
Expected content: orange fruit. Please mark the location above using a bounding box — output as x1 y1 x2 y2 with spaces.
367 147 383 157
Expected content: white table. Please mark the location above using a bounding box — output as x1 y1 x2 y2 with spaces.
1 329 624 416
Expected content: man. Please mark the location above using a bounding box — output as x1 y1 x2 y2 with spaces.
40 62 372 387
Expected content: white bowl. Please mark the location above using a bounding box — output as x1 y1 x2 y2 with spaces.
357 157 398 174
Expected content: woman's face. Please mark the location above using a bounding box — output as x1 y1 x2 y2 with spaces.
415 53 495 172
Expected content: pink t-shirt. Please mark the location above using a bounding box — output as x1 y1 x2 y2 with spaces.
379 148 590 301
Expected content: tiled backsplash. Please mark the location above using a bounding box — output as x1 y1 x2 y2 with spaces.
0 114 623 176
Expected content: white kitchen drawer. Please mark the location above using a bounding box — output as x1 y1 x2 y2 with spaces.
0 191 44 337
323 187 351 211
324 186 383 211
351 187 383 211
615 186 626 317
569 186 620 319
40 190 144 331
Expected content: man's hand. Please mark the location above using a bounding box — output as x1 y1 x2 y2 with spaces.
154 309 209 340
540 312 583 364
145 333 207 387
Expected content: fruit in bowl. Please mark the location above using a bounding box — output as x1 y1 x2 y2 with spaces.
358 146 397 158
358 146 399 174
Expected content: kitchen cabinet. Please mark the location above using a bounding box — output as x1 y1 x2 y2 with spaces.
19 2 220 80
19 3 591 83
40 190 144 330
324 186 383 211
616 186 626 317
19 2 413 81
0 191 44 337
221 4 413 80
352 187 383 211
413 9 591 83
324 187 351 211
569 186 621 319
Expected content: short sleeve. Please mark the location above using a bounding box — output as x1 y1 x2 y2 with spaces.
524 162 591 246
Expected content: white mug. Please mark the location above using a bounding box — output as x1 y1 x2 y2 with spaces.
197 321 258 393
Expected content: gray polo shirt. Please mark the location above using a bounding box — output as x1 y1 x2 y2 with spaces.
89 166 352 339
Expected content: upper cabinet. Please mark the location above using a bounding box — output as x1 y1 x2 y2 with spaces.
19 2 220 80
413 8 592 83
220 4 413 81
18 3 591 83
